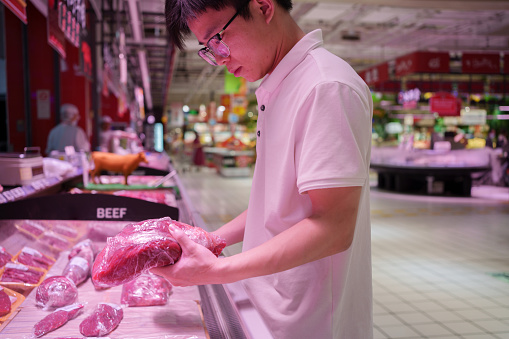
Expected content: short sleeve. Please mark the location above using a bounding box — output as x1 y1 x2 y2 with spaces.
295 82 372 194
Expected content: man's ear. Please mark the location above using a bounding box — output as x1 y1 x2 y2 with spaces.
254 0 275 24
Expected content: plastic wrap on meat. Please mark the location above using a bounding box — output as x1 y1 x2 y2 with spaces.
52 223 79 239
36 276 78 309
33 303 84 338
62 256 90 286
16 247 55 270
79 303 123 337
0 287 10 316
1 262 44 284
17 220 47 237
121 273 172 307
40 231 71 251
68 239 96 266
92 217 226 288
0 246 12 268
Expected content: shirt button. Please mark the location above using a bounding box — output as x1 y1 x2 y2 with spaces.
260 105 265 111
257 131 261 137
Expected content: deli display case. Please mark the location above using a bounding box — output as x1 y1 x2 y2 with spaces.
0 158 254 338
370 146 494 196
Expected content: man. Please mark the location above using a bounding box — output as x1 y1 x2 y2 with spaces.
153 0 373 338
46 104 90 155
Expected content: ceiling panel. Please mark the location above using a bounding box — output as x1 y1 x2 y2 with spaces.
102 0 509 115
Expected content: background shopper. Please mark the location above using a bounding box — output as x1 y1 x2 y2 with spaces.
45 104 90 155
153 0 373 338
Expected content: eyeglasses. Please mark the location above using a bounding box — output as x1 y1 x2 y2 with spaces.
198 6 244 66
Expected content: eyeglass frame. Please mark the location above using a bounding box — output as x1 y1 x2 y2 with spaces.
197 4 246 66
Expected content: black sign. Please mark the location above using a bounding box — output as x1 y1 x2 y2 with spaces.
0 193 179 221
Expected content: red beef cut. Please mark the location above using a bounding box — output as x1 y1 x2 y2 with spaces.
36 276 78 309
92 217 226 288
79 303 123 337
121 273 172 307
33 303 84 337
68 239 96 266
17 247 55 270
0 246 12 268
63 256 90 286
53 223 78 238
1 262 44 284
0 287 11 316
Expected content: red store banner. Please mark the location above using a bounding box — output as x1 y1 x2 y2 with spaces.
462 53 500 74
359 63 389 86
504 55 509 74
47 0 66 58
395 51 450 77
429 92 462 116
1 0 27 24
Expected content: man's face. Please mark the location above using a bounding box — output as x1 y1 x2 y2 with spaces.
187 3 275 82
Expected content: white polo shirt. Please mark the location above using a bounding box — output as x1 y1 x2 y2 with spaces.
242 30 373 339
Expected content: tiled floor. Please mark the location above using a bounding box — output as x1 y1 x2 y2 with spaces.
177 164 509 339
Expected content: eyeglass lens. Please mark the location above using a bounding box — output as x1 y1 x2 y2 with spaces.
198 49 217 66
208 37 230 58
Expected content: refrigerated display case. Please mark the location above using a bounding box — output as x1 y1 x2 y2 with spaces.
0 162 258 338
370 146 493 196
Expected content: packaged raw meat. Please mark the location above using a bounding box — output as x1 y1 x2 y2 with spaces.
35 276 78 309
92 217 226 287
1 262 45 284
0 287 10 316
33 303 84 338
16 220 47 238
16 246 55 270
40 231 71 251
62 256 89 286
68 239 96 266
52 223 79 239
0 246 12 268
79 303 123 337
121 273 172 307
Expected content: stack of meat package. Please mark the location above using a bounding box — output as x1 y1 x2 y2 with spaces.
26 217 225 338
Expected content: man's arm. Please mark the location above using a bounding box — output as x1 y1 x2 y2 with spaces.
151 186 361 286
213 209 248 246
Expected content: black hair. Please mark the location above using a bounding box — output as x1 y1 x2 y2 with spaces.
165 0 292 49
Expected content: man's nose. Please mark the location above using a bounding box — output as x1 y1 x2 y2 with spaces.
215 54 229 66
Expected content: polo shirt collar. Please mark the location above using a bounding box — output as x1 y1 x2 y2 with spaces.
258 29 324 94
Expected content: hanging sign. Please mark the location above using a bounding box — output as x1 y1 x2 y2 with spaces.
1 0 27 23
360 63 389 86
47 0 66 58
462 53 500 74
429 92 461 116
58 0 86 48
395 51 450 77
80 41 92 80
399 88 421 109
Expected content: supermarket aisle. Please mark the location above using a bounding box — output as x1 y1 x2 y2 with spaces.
178 167 509 339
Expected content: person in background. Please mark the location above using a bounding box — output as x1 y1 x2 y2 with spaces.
46 104 90 155
152 0 373 338
497 128 508 150
191 130 205 170
99 115 114 152
486 128 496 148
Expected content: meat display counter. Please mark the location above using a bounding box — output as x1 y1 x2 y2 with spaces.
370 147 494 196
0 165 252 338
